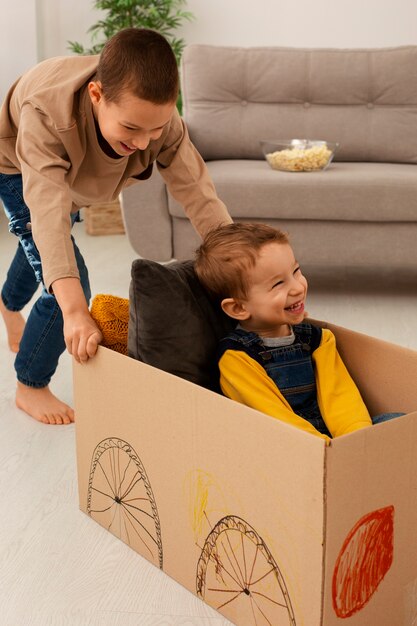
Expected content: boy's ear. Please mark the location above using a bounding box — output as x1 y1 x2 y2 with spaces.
221 298 250 321
88 80 103 106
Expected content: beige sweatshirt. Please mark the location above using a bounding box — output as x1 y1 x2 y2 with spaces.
0 56 231 290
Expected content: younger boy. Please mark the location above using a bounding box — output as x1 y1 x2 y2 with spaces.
195 223 400 440
0 28 231 425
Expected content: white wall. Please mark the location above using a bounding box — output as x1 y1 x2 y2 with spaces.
0 0 38 100
2 0 417 99
178 0 417 48
36 0 105 60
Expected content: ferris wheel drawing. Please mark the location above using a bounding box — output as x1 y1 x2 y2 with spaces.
86 437 163 569
196 515 296 626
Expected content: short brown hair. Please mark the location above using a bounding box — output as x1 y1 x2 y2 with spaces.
96 28 179 104
195 223 289 301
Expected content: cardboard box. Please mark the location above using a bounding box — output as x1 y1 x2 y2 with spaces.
74 322 417 626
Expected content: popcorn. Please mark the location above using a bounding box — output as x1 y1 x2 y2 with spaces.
266 143 333 172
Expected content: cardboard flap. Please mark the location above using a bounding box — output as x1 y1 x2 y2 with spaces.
312 320 417 415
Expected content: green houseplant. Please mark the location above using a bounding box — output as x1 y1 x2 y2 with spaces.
68 0 194 112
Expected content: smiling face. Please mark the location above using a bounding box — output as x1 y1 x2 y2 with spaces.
88 81 176 156
222 242 308 338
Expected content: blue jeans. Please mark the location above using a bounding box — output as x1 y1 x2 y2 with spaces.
372 412 404 424
0 172 91 387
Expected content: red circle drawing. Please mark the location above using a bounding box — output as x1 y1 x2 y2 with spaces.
332 505 394 618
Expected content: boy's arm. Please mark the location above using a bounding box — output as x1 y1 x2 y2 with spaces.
52 278 102 363
219 349 330 441
16 104 80 292
313 328 372 436
156 112 233 237
15 105 103 362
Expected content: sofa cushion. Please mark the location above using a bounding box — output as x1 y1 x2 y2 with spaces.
168 161 417 222
181 45 417 163
128 259 235 390
169 219 417 273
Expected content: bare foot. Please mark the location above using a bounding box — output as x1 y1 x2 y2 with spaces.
0 298 25 353
16 382 75 425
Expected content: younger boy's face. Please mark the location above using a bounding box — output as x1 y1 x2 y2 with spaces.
239 242 308 337
89 81 176 156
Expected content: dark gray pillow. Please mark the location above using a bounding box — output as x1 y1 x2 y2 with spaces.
128 259 235 391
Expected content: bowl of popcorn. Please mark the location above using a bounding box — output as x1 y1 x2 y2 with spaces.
260 139 339 172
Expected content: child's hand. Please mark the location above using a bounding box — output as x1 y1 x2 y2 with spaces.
51 277 103 363
63 311 103 363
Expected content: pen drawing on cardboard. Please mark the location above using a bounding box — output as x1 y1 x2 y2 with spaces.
196 514 297 626
87 437 163 568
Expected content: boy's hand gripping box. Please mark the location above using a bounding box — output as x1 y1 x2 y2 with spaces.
74 322 417 626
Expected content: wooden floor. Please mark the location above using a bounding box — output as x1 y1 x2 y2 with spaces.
0 210 416 625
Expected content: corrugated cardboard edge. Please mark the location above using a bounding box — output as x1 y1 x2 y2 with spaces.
321 441 328 626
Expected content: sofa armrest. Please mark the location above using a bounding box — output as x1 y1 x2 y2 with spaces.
120 168 173 261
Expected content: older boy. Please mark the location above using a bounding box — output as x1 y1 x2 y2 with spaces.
0 28 231 424
195 223 401 440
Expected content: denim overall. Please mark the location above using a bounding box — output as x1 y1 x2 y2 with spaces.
219 324 404 435
0 172 91 387
219 323 332 436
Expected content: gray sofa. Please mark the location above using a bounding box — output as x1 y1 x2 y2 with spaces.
121 44 417 276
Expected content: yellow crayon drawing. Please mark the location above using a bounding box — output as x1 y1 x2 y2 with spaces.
184 469 229 542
